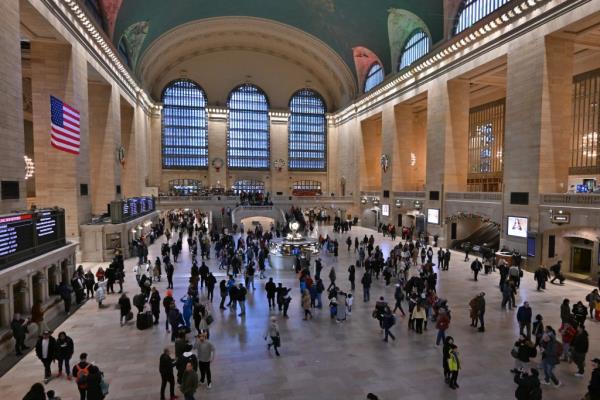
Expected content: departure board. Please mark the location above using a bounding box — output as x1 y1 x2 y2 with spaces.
35 211 58 245
0 213 34 257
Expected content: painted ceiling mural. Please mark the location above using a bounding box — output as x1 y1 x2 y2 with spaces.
388 9 431 73
118 21 150 70
112 0 444 76
352 47 384 93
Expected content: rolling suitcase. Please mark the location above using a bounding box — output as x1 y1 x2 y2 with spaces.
136 311 153 330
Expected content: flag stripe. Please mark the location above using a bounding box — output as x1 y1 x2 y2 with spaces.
51 131 80 146
51 124 80 141
51 138 80 155
63 114 80 125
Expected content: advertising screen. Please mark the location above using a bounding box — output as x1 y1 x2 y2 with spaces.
507 216 528 238
381 204 390 217
427 208 440 225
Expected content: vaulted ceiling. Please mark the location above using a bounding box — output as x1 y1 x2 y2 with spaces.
111 0 444 73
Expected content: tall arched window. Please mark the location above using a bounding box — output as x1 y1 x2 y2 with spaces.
161 79 208 169
288 89 327 171
398 29 431 71
364 63 384 93
227 84 270 169
454 0 511 35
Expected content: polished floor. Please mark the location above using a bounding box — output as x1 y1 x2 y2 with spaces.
1 224 598 400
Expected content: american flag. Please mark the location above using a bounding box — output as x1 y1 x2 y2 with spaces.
50 95 80 155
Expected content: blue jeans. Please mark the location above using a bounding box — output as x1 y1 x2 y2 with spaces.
316 293 323 308
541 359 558 384
436 329 446 345
363 287 370 302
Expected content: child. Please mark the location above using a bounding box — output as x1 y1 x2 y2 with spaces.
346 293 353 313
329 297 337 319
447 344 461 389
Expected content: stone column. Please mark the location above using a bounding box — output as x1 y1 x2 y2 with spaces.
207 116 227 188
269 119 287 195
120 100 136 197
31 42 90 237
0 0 26 212
147 111 162 188
503 35 574 254
42 267 50 301
89 83 121 214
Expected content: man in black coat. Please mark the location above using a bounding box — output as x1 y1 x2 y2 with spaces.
265 278 277 309
11 313 29 355
471 258 482 281
165 262 174 289
199 262 210 289
35 330 57 383
205 273 217 302
159 348 176 400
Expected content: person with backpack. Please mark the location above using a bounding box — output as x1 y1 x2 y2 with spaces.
587 289 600 320
35 330 56 384
381 306 396 342
511 334 537 372
55 332 74 380
540 332 562 387
514 368 542 400
72 353 92 400
549 260 565 284
436 308 450 345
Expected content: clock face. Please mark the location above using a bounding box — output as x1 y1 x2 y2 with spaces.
289 221 300 232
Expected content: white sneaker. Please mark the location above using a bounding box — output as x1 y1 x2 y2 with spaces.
541 380 551 385
207 383 212 389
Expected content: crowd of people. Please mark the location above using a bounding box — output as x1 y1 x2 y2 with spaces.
10 207 600 400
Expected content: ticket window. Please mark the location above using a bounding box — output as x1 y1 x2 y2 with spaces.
61 260 70 284
32 273 45 304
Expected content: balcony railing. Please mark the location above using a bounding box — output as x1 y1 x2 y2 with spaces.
393 191 426 199
540 194 600 206
445 192 502 202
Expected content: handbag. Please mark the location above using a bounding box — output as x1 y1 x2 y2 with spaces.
511 346 519 359
126 311 133 321
100 378 109 396
272 335 281 347
206 314 214 325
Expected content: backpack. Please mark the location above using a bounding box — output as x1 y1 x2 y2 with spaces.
75 363 90 389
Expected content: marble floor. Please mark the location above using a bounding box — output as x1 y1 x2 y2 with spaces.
1 224 598 400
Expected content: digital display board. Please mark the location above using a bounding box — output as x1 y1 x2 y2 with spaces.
381 204 389 217
112 197 156 223
507 216 528 238
0 209 65 270
122 201 130 219
0 213 34 258
128 198 139 217
140 197 148 213
427 208 440 225
35 211 58 245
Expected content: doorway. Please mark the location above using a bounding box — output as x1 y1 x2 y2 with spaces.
571 247 592 274
397 214 402 227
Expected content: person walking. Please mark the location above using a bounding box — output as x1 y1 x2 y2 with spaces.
206 273 216 302
516 302 532 339
56 332 74 380
361 271 372 302
302 290 312 320
265 317 281 356
436 308 450 346
514 368 542 400
442 336 455 384
31 300 48 336
118 293 132 327
218 280 228 310
447 344 461 389
11 313 29 356
470 258 482 281
571 325 589 378
327 267 336 291
540 332 562 387
532 314 545 347
412 303 426 334
511 334 536 373
237 283 247 317
35 330 56 383
57 281 73 314
477 292 486 332
587 289 600 320
149 287 161 325
165 262 174 289
159 348 177 400
392 284 406 316
72 353 92 400
163 290 174 332
193 332 215 389
381 306 396 342
348 264 356 291
265 278 277 309
180 362 199 400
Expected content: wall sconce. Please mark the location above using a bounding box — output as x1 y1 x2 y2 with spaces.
395 200 402 208
373 198 380 206
414 200 422 210
360 197 367 205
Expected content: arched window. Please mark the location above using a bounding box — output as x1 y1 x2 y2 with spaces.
227 84 270 169
288 89 327 171
454 0 511 35
398 29 431 71
233 179 265 194
161 79 208 169
364 63 384 93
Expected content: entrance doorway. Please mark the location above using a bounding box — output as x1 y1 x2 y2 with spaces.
571 247 592 274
